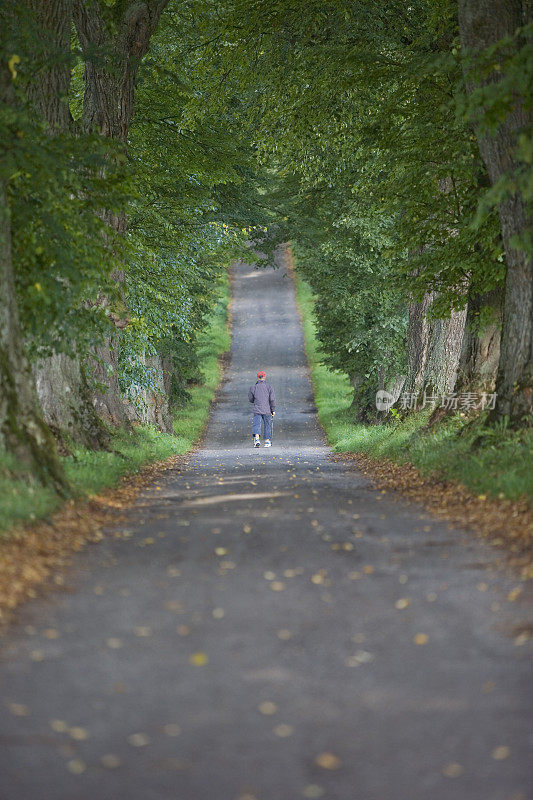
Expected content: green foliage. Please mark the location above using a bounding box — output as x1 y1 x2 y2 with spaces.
196 0 524 403
297 271 533 502
0 272 230 535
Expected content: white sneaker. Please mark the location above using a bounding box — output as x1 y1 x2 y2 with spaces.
253 436 260 448
264 439 272 447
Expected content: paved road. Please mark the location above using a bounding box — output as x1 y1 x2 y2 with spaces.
1 252 531 800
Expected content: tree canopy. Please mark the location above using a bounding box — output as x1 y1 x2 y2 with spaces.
0 0 531 487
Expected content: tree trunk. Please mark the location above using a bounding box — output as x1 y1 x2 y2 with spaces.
457 290 502 392
423 307 468 395
0 64 65 488
72 0 169 426
33 354 109 449
403 292 433 396
458 0 533 423
25 0 110 449
124 354 174 433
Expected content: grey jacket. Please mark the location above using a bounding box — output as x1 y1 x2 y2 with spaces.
248 381 275 414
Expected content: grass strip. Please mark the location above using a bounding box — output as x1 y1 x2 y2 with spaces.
295 272 533 504
0 274 231 535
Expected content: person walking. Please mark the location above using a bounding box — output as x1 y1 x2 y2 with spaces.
248 371 275 447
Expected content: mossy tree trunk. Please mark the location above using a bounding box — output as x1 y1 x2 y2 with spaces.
73 0 169 426
25 0 110 449
459 0 532 423
0 65 65 489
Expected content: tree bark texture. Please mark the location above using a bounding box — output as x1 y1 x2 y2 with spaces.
25 0 110 449
124 354 174 433
73 0 170 427
423 307 468 395
0 64 65 488
459 0 532 422
404 293 433 396
33 354 109 449
457 290 502 391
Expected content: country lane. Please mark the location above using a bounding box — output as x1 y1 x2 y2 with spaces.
0 248 531 800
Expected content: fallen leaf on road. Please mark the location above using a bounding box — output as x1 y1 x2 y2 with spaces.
50 719 68 732
189 652 208 666
414 633 428 645
442 762 464 777
270 581 285 591
215 547 228 556
7 703 30 717
303 785 324 798
492 746 510 760
163 724 181 736
212 608 225 619
107 637 122 649
274 724 293 737
277 629 291 640
395 598 411 610
133 626 151 637
363 565 374 574
66 759 86 774
258 701 277 715
30 649 45 661
164 600 182 612
69 727 89 741
127 732 150 747
101 754 122 769
315 752 341 770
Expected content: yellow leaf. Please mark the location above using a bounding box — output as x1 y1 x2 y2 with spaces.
8 54 20 79
315 752 341 770
273 723 293 737
258 701 277 715
189 651 208 666
69 727 89 741
162 723 181 736
127 732 150 747
442 762 464 777
50 719 68 732
395 598 411 610
66 759 86 774
101 754 122 769
413 633 428 645
492 746 510 760
7 703 30 717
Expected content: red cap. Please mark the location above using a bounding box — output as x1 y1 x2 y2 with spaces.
257 371 266 378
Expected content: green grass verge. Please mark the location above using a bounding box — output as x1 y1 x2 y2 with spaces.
295 273 533 503
0 275 231 534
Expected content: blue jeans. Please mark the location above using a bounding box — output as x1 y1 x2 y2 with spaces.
252 413 272 440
